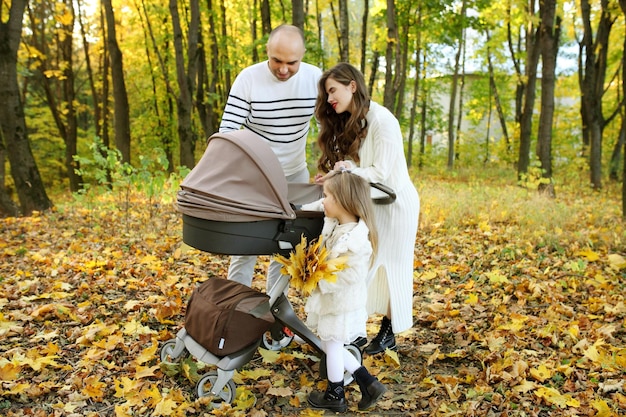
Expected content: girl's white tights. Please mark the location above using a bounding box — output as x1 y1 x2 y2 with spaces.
321 339 361 383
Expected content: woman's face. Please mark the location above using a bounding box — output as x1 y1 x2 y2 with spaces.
324 77 355 114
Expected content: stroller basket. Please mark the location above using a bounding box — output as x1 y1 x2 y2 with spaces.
182 211 324 256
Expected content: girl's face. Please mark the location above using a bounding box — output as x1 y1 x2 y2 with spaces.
321 184 342 220
325 77 356 114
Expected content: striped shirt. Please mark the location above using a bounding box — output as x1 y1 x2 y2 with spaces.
219 61 322 176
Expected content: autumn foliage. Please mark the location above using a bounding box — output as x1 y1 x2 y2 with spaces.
1 175 625 416
274 235 347 296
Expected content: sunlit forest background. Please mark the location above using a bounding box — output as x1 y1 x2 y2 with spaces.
1 0 625 216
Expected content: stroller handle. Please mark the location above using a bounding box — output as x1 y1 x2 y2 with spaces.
370 182 396 205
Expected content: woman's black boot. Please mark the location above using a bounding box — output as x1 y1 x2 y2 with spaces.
364 316 396 354
353 366 387 410
307 380 347 412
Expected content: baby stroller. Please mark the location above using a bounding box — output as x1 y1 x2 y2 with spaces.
160 130 394 407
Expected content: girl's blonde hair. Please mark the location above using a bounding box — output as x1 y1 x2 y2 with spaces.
324 171 378 260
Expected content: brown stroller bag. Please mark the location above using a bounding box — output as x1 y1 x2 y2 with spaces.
185 278 275 356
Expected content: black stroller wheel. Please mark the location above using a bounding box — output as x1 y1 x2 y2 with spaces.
196 371 237 406
320 343 362 385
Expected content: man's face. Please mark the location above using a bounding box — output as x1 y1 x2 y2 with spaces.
266 33 305 82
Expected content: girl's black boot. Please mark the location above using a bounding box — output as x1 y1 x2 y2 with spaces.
353 366 387 410
364 316 396 354
307 380 347 413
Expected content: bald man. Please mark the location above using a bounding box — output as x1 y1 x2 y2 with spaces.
219 25 322 291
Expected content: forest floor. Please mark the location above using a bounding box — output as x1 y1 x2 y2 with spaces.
1 173 625 416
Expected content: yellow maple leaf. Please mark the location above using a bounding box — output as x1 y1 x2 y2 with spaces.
0 361 21 380
122 320 156 336
591 399 614 417
152 397 178 416
82 376 106 401
238 368 272 381
134 342 158 365
135 364 160 379
608 253 626 269
530 364 552 382
535 386 580 408
576 249 599 261
258 347 281 363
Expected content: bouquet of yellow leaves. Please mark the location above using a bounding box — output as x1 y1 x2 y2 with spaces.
275 235 348 296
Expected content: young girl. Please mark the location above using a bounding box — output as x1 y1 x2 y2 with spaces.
302 170 387 412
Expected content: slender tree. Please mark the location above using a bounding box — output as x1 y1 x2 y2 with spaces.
517 0 540 180
619 0 626 217
485 29 510 151
360 0 370 74
447 0 467 169
536 0 560 196
292 0 304 29
102 0 131 163
26 0 83 191
0 0 52 215
579 0 615 189
170 0 200 168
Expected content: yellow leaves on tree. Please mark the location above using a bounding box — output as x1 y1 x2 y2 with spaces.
274 235 347 296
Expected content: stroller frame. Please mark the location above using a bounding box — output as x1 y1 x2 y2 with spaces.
160 271 362 406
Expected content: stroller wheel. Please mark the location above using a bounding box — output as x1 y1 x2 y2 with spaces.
196 371 237 406
160 339 186 363
261 329 293 351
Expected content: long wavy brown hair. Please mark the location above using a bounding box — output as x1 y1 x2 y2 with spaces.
315 63 370 173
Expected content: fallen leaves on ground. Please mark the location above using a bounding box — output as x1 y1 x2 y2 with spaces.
0 186 625 416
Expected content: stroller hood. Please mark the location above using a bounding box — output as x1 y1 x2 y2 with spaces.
177 130 313 222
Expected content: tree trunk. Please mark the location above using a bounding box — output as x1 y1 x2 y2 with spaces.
170 0 200 168
455 28 466 162
136 0 175 171
367 51 380 97
207 0 221 133
360 0 369 74
0 0 52 215
29 0 83 192
292 0 304 30
407 3 423 168
517 0 540 180
261 0 271 35
383 0 397 111
447 0 466 170
486 30 510 151
536 0 560 197
619 0 626 217
579 0 614 189
339 0 349 62
102 0 131 163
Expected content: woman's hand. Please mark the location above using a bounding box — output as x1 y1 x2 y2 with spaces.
314 172 328 184
333 161 353 171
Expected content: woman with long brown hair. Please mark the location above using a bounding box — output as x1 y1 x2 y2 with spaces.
313 62 420 355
